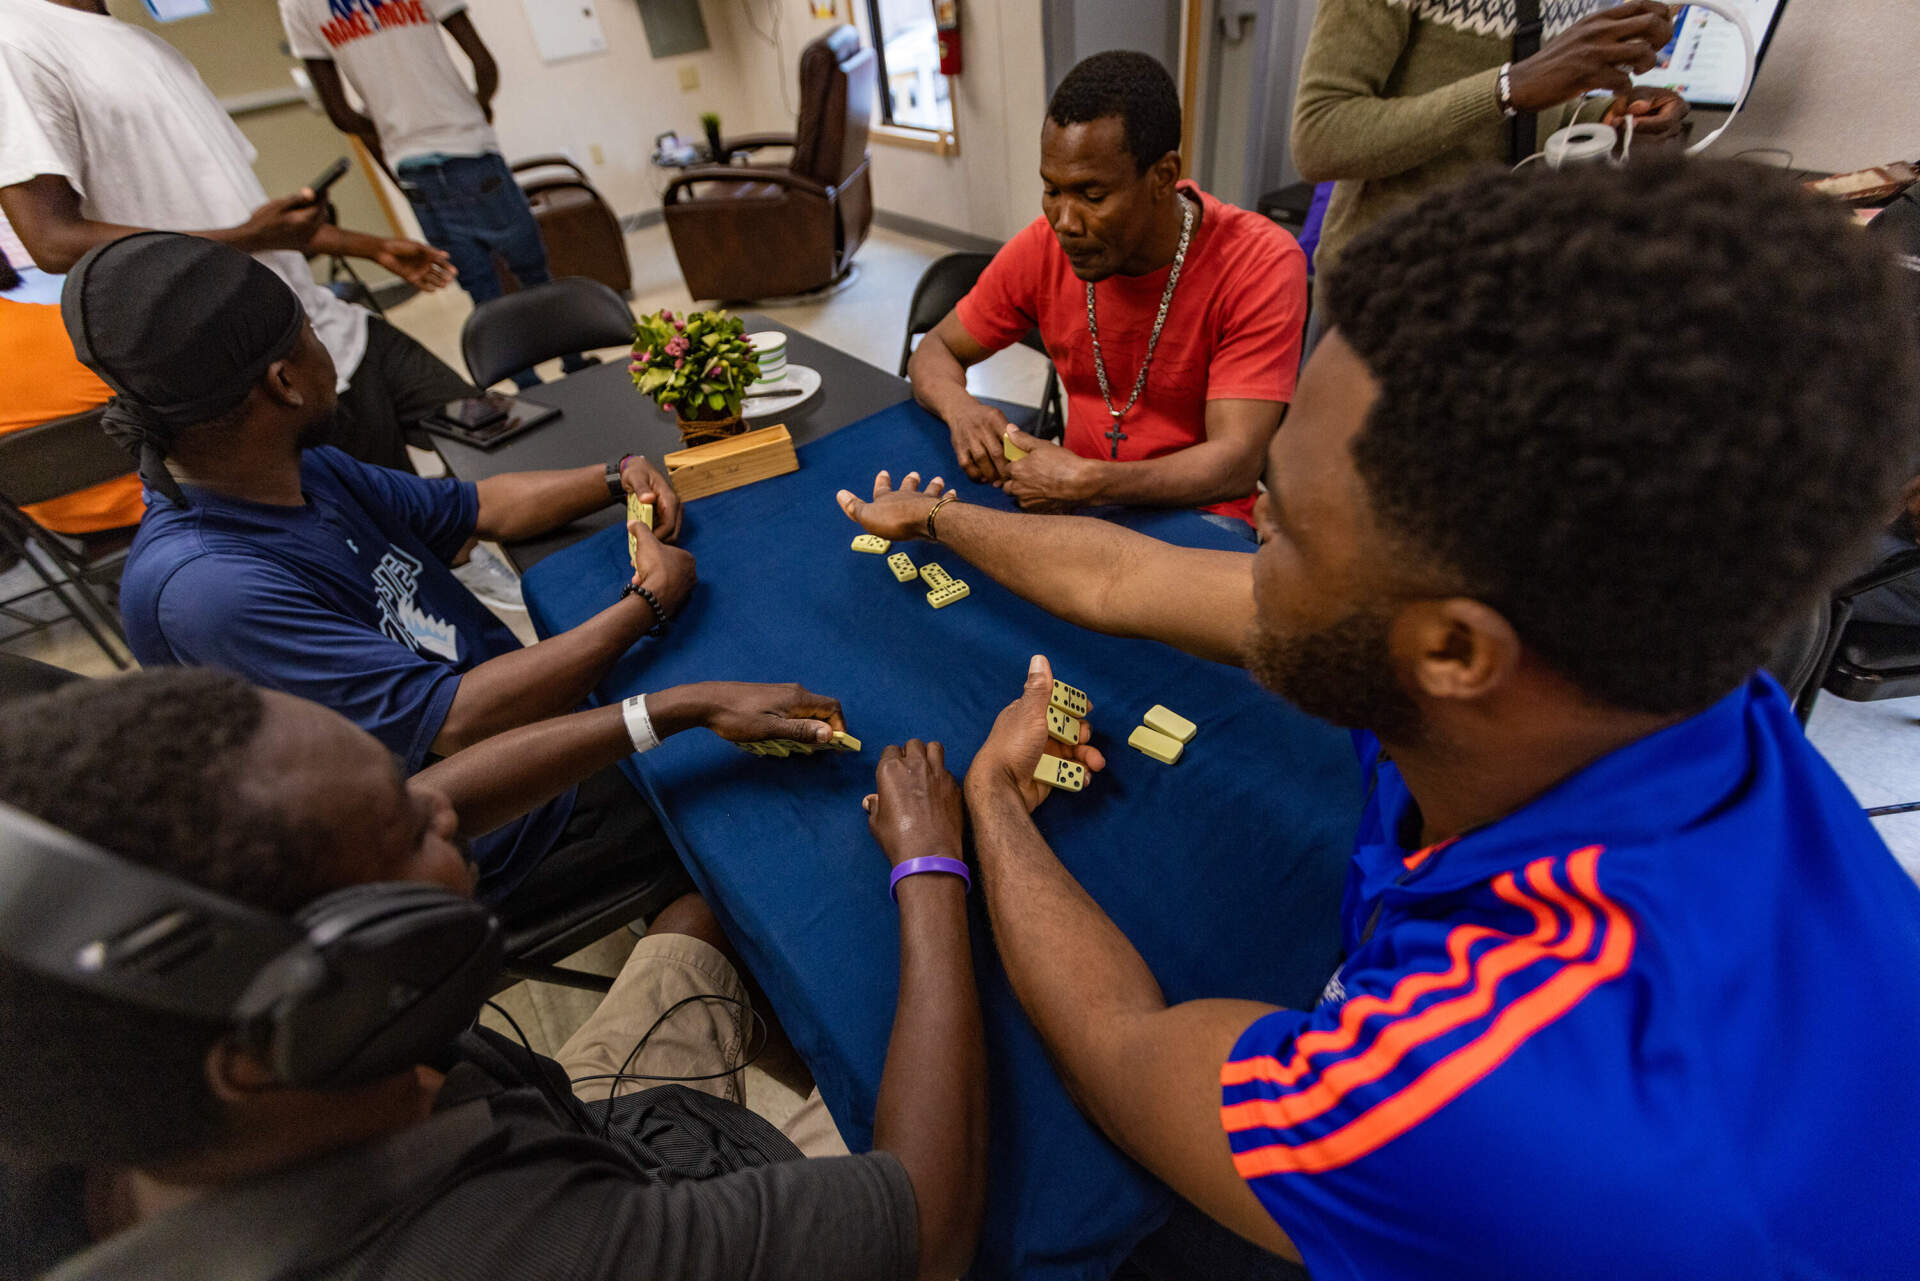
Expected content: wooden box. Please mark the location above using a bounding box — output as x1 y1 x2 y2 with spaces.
662 424 799 501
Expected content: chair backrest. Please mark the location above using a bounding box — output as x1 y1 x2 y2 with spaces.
460 277 634 388
897 252 1052 375
0 407 133 509
790 25 875 189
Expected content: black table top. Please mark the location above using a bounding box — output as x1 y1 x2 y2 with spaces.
431 313 913 569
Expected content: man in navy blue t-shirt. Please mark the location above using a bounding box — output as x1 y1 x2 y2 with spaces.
838 161 1920 1276
64 231 694 908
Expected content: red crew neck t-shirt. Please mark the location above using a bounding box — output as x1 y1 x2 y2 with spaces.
956 182 1306 524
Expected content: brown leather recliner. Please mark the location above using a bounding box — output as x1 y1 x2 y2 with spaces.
662 25 875 301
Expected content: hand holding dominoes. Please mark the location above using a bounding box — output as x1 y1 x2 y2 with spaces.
616 454 682 541
835 468 949 543
664 680 848 751
1001 427 1094 513
963 654 1105 814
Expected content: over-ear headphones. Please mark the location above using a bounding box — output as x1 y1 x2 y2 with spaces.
1538 0 1758 170
0 801 502 1089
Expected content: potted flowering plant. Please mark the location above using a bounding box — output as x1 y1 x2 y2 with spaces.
629 308 760 445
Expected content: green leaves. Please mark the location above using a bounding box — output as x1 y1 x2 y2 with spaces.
629 306 756 421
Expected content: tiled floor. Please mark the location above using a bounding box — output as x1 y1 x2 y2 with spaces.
8 220 1917 1075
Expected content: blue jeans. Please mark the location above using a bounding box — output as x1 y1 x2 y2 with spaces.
397 152 585 388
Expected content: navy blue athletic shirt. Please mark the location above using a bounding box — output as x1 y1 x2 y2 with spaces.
120 447 571 899
1223 675 1920 1278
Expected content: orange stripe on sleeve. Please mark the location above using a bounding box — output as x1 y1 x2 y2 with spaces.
1222 863 1568 1124
1227 847 1633 1176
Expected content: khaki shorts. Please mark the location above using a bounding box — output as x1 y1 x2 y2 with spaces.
554 933 849 1159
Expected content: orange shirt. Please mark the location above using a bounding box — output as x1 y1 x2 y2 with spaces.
956 182 1307 523
0 295 144 535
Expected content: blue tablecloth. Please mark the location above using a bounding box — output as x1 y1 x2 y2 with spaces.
523 403 1360 1281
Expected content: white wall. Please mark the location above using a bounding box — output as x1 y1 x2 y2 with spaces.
722 0 1048 242
1708 0 1918 172
464 0 762 216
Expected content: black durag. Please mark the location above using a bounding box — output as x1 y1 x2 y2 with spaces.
60 232 305 507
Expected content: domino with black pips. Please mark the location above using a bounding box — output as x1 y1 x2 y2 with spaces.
829 731 862 752
926 579 971 609
887 551 919 583
1032 755 1088 792
919 562 954 589
625 494 654 568
851 534 891 554
1046 706 1082 746
1048 680 1090 719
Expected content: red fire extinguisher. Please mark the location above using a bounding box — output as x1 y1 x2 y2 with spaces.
936 0 962 76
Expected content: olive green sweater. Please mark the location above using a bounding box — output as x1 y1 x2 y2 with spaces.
1293 0 1584 273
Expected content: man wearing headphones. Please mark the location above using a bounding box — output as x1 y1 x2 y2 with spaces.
61 232 696 920
0 669 986 1280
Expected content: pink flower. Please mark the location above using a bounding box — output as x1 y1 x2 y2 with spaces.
633 351 651 367
674 321 687 333
705 361 722 377
660 309 676 323
665 336 690 357
674 357 685 369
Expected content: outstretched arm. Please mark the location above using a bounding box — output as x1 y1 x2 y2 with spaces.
835 472 1256 666
963 657 1298 1259
1000 398 1278 513
417 682 845 834
0 174 322 274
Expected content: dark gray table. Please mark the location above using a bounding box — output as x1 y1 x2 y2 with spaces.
432 313 915 569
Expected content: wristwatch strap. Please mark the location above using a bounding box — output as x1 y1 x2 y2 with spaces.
606 455 635 501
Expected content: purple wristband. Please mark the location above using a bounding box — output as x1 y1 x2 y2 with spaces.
889 856 971 902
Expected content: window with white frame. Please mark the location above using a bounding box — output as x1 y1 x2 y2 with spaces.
863 0 953 133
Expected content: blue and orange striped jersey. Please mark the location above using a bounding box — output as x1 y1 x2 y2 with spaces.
1221 674 1920 1279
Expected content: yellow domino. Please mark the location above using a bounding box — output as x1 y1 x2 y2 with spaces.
1046 706 1082 746
1143 704 1196 743
919 562 953 588
1049 680 1090 719
1128 724 1184 765
830 731 862 752
1032 755 1088 792
852 534 892 554
887 552 919 583
625 496 653 569
1002 432 1028 462
738 740 767 756
777 739 818 755
926 579 970 609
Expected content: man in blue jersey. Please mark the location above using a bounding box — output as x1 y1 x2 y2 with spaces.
62 231 699 914
837 159 1920 1278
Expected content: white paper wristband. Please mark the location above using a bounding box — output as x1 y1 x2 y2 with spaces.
621 693 661 754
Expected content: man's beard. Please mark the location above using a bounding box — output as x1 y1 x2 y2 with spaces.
1248 604 1423 741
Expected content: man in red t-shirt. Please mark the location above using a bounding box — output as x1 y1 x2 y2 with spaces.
909 51 1306 529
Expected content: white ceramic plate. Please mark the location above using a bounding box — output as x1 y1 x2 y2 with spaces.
742 364 822 420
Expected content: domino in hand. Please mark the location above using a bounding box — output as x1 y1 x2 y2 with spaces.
829 731 862 752
887 552 919 583
626 494 653 568
852 534 892 554
1046 706 1083 746
926 579 970 609
1143 704 1196 743
1128 724 1184 765
919 562 954 589
1048 680 1090 719
1002 432 1028 462
1032 755 1088 792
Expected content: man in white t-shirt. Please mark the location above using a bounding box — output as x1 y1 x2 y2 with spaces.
0 0 477 473
282 0 585 389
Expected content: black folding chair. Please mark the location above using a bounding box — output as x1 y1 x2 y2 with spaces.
0 407 136 669
460 276 632 389
1769 545 1920 817
900 252 1063 441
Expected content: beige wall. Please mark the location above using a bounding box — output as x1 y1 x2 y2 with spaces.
722 0 1048 242
1715 0 1919 173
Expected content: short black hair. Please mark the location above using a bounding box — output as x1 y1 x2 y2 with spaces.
1047 50 1181 175
1325 158 1920 715
0 670 337 1166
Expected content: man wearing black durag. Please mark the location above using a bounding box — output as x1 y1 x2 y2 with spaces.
68 232 701 916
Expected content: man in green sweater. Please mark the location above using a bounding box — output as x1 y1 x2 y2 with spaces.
1294 0 1688 276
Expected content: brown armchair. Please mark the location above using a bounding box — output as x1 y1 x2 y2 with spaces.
663 25 876 301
